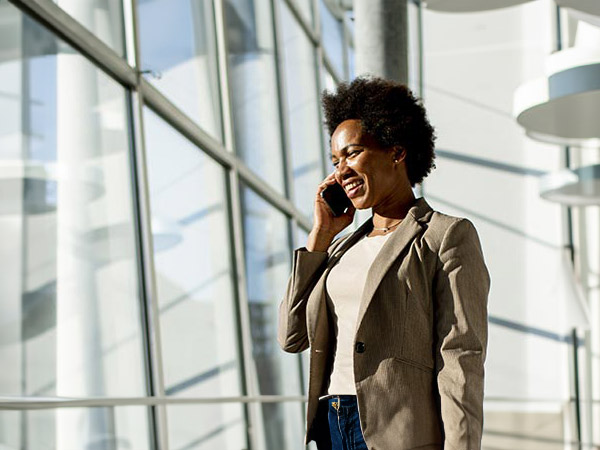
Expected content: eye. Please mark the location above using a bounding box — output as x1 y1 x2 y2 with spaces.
332 160 339 167
348 149 362 158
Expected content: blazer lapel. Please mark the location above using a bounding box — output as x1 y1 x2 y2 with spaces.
355 198 433 329
306 220 373 342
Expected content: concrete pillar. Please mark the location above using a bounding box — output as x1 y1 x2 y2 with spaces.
354 0 408 83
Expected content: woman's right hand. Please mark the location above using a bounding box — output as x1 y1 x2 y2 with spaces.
306 172 355 252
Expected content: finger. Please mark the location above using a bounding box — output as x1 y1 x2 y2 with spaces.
316 178 338 195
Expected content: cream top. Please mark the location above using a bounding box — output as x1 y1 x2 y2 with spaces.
325 232 392 395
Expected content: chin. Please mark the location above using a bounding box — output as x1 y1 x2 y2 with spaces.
351 197 372 210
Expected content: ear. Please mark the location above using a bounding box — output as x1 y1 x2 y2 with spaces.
392 146 406 163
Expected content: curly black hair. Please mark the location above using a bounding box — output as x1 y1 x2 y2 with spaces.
322 76 436 187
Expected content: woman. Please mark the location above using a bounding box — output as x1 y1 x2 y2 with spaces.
278 77 490 450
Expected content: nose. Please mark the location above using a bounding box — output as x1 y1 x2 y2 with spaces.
335 157 352 182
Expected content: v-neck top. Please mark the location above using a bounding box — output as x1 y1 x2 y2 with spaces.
325 231 393 395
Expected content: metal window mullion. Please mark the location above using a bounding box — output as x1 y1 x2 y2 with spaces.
227 167 267 450
415 0 424 199
127 0 169 448
0 395 308 409
322 53 343 85
7 0 136 88
213 0 236 153
281 0 320 47
313 0 330 186
128 87 168 450
212 1 261 449
341 9 350 80
271 0 308 436
271 0 295 205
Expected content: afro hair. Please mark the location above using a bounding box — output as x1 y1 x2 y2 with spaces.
322 76 436 186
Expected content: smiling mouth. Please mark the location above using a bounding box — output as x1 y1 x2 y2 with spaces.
344 180 364 198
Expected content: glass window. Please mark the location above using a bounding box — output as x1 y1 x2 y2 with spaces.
143 108 246 449
240 186 304 450
0 3 146 398
319 0 345 78
279 1 323 220
0 407 150 449
137 0 223 141
0 4 149 445
166 404 247 450
225 0 286 194
53 0 125 57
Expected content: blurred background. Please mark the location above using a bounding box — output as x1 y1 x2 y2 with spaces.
0 0 599 448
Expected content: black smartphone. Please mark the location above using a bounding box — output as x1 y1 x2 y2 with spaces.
320 183 352 217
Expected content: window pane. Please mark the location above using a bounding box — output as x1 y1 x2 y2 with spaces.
143 108 247 448
0 407 150 449
225 0 286 194
280 1 323 220
241 186 304 450
138 0 223 141
319 0 345 77
166 404 247 450
0 3 146 402
53 0 125 57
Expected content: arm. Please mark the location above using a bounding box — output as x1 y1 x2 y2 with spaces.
278 248 329 353
433 219 490 449
279 171 355 353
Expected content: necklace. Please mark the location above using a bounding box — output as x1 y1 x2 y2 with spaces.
372 219 403 233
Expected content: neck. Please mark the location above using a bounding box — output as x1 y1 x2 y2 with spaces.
372 191 416 229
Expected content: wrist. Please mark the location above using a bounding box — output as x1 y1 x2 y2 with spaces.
306 229 335 252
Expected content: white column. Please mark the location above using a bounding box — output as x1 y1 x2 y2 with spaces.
354 0 408 83
55 0 113 446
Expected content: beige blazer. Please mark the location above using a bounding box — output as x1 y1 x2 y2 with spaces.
278 197 490 450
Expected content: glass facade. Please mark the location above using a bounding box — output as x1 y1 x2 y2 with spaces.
0 0 351 447
2 0 598 449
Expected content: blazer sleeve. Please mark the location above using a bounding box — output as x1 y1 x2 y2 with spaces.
278 248 329 353
433 218 490 450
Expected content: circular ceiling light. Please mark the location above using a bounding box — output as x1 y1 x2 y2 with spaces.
514 48 600 145
424 0 534 12
539 164 600 205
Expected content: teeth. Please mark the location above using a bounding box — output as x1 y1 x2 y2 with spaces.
345 181 363 191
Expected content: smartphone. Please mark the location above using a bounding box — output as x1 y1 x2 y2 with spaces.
320 182 352 217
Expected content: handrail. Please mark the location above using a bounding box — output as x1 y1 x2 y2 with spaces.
2 394 599 410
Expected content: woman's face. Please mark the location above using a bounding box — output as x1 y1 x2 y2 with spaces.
331 119 406 211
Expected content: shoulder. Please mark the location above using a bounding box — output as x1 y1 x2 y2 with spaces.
424 210 479 253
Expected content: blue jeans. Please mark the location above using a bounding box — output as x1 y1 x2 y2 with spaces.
327 395 368 450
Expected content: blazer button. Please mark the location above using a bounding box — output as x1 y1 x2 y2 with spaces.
355 342 366 353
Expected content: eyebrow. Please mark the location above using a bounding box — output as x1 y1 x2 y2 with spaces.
329 144 363 160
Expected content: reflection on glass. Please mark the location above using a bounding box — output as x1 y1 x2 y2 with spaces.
167 405 247 450
138 0 223 140
347 44 355 80
53 0 125 56
280 1 323 220
407 1 420 93
320 0 345 77
241 186 304 450
225 0 286 193
143 108 246 448
0 407 150 449
0 2 147 445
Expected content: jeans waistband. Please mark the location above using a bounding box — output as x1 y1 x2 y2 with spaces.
325 395 357 407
